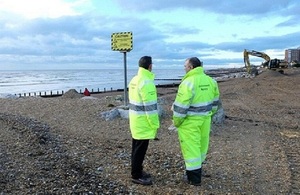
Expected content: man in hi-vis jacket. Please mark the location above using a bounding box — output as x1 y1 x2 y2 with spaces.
129 56 160 186
172 57 219 186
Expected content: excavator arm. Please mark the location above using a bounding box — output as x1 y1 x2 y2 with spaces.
243 49 271 73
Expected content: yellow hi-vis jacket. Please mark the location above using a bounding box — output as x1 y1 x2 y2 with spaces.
128 67 160 140
173 66 219 171
173 66 219 128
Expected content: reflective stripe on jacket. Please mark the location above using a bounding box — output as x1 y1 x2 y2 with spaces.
173 67 219 127
129 67 160 139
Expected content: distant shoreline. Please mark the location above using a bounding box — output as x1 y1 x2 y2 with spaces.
1 67 248 98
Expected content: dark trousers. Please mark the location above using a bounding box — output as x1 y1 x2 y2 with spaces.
131 138 149 179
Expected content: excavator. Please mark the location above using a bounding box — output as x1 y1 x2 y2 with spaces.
243 49 288 74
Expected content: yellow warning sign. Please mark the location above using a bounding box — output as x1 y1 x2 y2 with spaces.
111 32 133 51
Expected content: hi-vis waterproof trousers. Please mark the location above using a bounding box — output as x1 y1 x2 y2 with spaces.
178 115 211 171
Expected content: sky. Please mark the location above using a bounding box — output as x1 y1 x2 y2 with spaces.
0 0 299 70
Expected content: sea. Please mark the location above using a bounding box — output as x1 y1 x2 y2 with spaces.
0 68 186 96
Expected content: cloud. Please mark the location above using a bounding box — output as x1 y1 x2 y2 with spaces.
113 0 299 16
277 16 300 27
0 0 299 70
0 0 80 19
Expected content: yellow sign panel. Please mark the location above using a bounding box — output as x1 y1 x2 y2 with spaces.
111 32 133 51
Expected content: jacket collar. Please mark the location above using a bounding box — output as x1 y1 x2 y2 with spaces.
182 66 204 80
138 67 155 80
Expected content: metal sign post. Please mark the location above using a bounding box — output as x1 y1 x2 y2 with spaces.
123 51 128 106
111 32 133 106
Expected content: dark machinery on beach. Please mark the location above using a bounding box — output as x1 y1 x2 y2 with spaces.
243 49 289 74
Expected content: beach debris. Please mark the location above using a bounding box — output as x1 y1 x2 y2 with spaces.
157 98 165 117
212 107 225 124
0 93 19 99
107 103 115 107
81 96 98 100
115 95 123 101
104 95 124 102
99 106 129 120
212 100 225 124
168 124 178 132
113 105 129 119
100 100 165 121
100 108 120 121
62 89 83 99
118 108 129 119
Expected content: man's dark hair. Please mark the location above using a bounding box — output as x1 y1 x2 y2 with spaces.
139 56 152 69
188 57 203 68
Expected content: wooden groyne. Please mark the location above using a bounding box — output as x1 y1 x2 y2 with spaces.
15 83 180 98
15 87 126 98
13 68 248 98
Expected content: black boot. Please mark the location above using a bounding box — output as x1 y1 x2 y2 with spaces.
186 168 202 186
